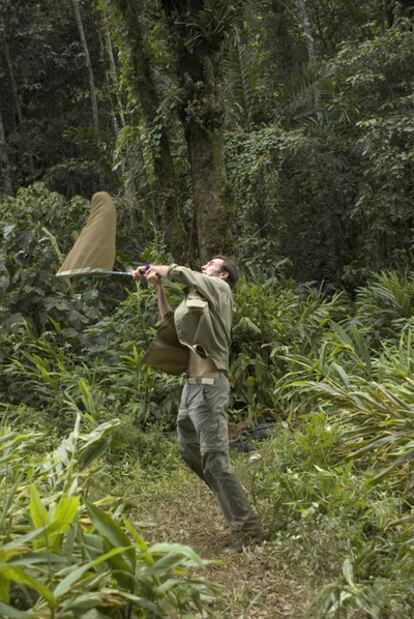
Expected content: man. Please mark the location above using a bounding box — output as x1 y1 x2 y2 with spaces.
131 257 264 550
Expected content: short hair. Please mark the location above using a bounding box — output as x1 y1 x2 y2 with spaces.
213 255 240 289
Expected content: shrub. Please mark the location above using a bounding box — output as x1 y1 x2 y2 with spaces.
0 411 218 618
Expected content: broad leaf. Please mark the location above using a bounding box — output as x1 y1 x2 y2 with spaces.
0 565 55 606
53 545 130 598
29 485 49 529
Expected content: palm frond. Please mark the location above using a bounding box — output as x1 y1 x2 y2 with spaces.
222 34 261 129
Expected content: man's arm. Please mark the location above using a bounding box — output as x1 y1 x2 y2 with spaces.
165 264 229 306
146 267 171 319
153 278 171 319
131 265 171 319
145 264 229 307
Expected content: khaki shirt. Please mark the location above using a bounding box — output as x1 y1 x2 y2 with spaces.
143 265 233 375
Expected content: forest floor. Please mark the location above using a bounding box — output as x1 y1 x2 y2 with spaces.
116 451 313 618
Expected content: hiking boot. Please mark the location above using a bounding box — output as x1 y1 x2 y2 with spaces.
225 528 267 553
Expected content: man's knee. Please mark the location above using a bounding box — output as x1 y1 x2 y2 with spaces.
177 436 194 461
177 417 196 453
202 450 232 481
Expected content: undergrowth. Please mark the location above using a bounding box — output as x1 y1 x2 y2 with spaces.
2 186 414 617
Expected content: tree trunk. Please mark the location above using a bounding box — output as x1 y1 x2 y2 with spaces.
296 0 323 121
2 28 35 178
3 36 23 127
114 0 186 260
71 0 100 131
296 0 316 60
161 0 235 262
185 123 228 263
96 4 125 133
0 113 13 195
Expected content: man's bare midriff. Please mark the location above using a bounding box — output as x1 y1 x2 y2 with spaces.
188 349 219 377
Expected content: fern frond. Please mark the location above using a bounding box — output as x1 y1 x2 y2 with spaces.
222 34 261 128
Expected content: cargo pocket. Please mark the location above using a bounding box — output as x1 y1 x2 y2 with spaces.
199 419 221 454
187 295 208 312
198 407 229 455
203 383 230 414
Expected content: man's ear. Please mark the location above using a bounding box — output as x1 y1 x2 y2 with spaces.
219 270 229 281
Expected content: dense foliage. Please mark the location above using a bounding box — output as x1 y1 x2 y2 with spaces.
0 414 217 618
2 184 414 616
2 0 414 279
2 0 414 617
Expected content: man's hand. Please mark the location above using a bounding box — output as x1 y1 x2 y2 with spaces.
143 265 172 318
147 265 170 278
130 264 170 280
130 265 148 280
145 267 162 287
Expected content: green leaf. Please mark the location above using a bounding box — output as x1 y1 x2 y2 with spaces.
86 502 134 567
74 610 112 619
53 496 80 529
81 533 105 560
330 321 352 346
49 495 80 552
342 557 355 586
53 545 130 598
0 601 34 619
29 485 49 529
332 363 350 388
371 449 414 484
9 552 64 567
1 526 50 554
147 543 206 570
123 518 152 560
0 573 10 603
0 565 55 606
60 591 113 611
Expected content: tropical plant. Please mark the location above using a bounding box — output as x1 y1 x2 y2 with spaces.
355 270 414 342
0 412 218 618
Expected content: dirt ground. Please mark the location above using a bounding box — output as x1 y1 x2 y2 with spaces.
128 465 311 619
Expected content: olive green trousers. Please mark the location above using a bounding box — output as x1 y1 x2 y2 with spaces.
177 374 262 537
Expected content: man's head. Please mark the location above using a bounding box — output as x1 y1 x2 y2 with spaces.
201 256 240 288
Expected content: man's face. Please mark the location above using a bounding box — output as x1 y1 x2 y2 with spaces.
201 258 227 281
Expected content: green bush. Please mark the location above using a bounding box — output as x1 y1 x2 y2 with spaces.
251 416 413 618
0 411 218 618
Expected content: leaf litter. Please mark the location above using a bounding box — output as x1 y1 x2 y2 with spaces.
124 462 309 618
